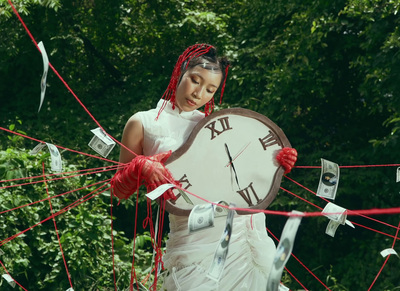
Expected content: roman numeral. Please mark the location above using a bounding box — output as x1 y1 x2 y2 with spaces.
236 182 260 206
204 117 233 140
259 130 281 150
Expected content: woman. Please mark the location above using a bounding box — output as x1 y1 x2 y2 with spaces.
111 44 297 290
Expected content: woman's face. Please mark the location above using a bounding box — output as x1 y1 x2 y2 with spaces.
175 66 222 112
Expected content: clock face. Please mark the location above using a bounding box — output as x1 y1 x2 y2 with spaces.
164 108 291 216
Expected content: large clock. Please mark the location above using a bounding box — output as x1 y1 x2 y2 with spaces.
164 108 291 216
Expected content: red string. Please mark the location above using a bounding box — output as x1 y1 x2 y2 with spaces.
284 175 400 230
295 163 400 168
367 219 400 290
0 126 121 165
0 178 110 216
0 260 28 291
110 188 118 291
0 183 110 247
42 162 74 289
129 190 140 290
1 164 119 190
267 228 332 290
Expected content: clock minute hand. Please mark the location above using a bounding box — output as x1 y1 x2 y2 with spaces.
224 143 241 189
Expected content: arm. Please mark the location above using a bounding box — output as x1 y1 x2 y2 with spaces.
111 115 176 200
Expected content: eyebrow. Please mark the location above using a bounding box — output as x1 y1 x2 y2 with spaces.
191 72 220 88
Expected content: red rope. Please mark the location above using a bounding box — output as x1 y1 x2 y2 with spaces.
0 178 110 216
110 189 118 291
0 164 119 190
0 126 121 165
295 163 400 169
42 163 73 288
267 228 331 290
0 183 110 247
367 219 400 290
0 260 28 291
284 175 400 230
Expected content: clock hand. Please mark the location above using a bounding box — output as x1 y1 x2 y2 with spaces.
224 142 251 167
224 143 241 189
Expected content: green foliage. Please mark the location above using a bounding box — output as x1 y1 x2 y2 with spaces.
1 0 400 290
0 138 158 289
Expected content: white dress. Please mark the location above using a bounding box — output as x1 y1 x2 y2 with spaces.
135 100 276 290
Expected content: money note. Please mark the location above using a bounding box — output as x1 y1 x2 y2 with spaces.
38 41 49 113
316 158 340 200
207 205 235 282
29 142 47 155
2 274 16 288
30 143 62 172
214 201 229 218
322 202 346 224
88 127 116 158
278 284 290 291
267 210 303 291
322 202 354 237
325 220 340 237
46 143 63 172
380 248 399 258
188 204 215 233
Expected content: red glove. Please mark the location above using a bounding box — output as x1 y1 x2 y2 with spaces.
111 151 177 200
276 147 297 174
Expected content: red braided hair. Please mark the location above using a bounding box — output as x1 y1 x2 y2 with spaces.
157 44 230 119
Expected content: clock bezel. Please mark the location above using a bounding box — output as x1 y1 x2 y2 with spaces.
164 108 292 216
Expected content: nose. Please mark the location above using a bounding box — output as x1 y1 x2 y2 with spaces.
193 87 204 99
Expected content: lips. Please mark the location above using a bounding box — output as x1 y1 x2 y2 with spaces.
186 98 197 106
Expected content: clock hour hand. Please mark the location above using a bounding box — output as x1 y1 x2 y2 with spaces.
224 143 241 189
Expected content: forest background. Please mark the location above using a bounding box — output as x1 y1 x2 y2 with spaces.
0 0 400 290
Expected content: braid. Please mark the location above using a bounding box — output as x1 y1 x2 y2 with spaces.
157 44 230 119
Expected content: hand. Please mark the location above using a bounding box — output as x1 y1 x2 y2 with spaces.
276 147 298 174
136 151 178 200
225 143 241 188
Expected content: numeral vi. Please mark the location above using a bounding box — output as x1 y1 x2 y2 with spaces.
236 182 260 206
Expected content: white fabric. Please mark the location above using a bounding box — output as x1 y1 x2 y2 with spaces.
162 213 276 291
134 99 204 156
136 100 276 290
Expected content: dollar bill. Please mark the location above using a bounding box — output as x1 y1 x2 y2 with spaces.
88 127 116 158
38 41 49 113
188 204 215 233
322 202 354 237
29 142 47 155
322 202 346 224
316 158 340 200
214 201 229 218
207 205 235 282
380 248 399 258
2 274 16 288
325 220 340 237
177 188 194 205
397 167 400 183
267 210 303 291
46 143 63 172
